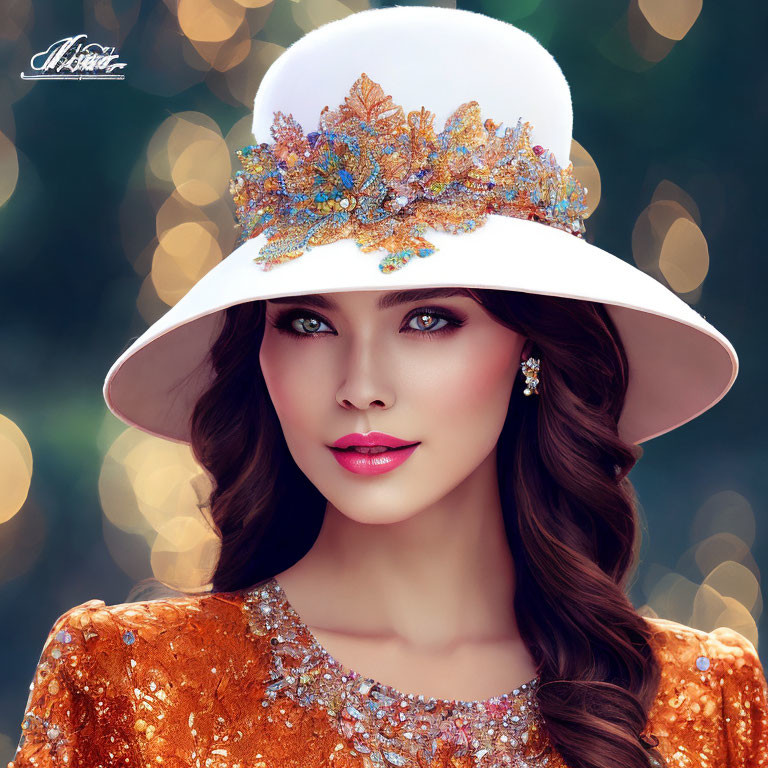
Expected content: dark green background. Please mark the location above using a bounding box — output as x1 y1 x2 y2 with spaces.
1 0 765 759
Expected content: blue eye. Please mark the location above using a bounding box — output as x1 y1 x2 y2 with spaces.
269 310 332 339
270 307 464 340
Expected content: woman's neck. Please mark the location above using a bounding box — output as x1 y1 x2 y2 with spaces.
275 446 520 651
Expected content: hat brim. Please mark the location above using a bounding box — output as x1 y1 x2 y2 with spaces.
103 215 737 445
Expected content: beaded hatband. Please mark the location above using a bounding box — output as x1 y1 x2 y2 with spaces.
229 72 588 274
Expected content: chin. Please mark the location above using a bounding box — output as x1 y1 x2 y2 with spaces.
334 506 425 526
324 488 433 525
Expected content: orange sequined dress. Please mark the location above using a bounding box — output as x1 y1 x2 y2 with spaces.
8 576 768 768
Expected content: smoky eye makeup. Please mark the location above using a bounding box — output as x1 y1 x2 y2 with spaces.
268 305 467 340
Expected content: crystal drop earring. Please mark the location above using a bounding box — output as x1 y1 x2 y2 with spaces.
521 356 541 396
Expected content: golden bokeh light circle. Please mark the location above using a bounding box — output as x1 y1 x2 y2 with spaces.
177 0 246 43
0 413 33 522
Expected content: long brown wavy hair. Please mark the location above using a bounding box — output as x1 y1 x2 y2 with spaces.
181 288 666 768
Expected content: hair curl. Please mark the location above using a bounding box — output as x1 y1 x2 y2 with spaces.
180 289 665 768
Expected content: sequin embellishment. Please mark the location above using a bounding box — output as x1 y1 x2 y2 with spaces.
243 577 554 767
229 73 588 274
9 591 768 767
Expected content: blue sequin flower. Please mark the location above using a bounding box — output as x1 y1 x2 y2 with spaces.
229 73 588 274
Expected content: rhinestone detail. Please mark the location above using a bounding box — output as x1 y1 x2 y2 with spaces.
243 577 553 767
229 72 588 274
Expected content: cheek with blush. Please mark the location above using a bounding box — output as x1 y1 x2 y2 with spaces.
402 326 521 488
259 341 325 453
419 328 520 436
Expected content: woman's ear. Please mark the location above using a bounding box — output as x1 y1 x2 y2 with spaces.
521 338 534 362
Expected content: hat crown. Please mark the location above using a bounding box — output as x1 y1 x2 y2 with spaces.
251 6 574 168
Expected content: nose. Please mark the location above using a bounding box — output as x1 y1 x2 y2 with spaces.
335 336 395 411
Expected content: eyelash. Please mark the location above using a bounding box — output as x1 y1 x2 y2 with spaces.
270 307 465 341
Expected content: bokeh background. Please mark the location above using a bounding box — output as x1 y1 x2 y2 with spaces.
0 0 765 760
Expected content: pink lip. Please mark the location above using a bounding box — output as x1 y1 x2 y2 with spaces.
329 432 421 476
332 431 419 449
329 443 420 475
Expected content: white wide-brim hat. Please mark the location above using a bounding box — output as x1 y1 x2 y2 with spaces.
103 6 737 447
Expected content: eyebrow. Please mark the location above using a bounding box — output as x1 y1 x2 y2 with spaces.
265 288 472 311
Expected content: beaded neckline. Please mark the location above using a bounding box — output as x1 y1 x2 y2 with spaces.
242 576 552 767
243 577 551 768
268 575 539 709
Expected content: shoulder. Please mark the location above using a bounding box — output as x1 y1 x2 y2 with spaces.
10 588 267 767
642 616 768 767
644 615 763 682
44 586 262 663
22 587 257 698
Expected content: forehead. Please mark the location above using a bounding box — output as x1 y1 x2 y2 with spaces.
265 288 474 311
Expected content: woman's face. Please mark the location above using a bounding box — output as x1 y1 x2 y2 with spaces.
259 289 526 524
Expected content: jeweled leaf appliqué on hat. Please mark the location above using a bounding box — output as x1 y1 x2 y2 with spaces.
229 72 588 273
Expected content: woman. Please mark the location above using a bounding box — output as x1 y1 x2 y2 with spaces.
9 7 767 768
